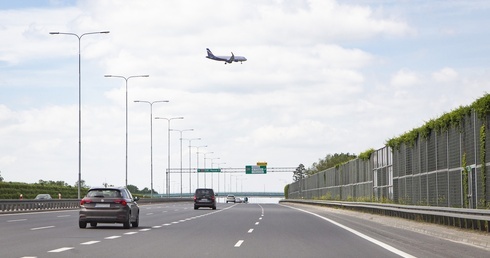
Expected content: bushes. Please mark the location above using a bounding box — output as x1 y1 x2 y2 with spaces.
0 182 85 199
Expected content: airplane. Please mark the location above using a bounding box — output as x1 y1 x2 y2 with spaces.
206 48 247 64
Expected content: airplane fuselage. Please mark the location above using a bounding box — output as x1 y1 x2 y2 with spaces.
206 48 247 64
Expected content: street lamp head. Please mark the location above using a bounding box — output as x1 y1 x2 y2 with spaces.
100 31 110 34
49 32 59 34
104 74 113 77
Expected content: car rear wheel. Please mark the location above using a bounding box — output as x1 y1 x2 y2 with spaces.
123 212 131 229
212 206 216 210
131 214 139 228
79 221 87 229
90 222 97 227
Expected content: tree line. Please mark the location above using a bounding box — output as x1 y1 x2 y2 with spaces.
293 153 357 182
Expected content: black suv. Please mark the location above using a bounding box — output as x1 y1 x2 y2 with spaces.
194 188 216 210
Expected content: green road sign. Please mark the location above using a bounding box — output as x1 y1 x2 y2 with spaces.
245 165 267 174
197 168 221 173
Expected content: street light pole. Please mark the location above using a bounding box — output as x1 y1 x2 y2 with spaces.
155 116 183 196
216 162 226 193
194 145 207 188
170 129 193 197
134 100 169 198
49 30 110 199
209 157 220 188
203 152 214 188
105 74 149 188
185 138 201 194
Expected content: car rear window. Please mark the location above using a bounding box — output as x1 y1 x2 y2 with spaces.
87 189 122 198
195 189 214 196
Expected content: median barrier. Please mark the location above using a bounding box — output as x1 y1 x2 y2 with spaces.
0 197 193 214
280 199 490 232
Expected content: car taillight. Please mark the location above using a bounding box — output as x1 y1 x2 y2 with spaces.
114 199 127 206
80 198 91 205
193 195 197 200
211 196 215 201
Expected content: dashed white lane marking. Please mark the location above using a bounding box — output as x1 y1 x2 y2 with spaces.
48 247 73 253
140 228 151 232
31 226 55 230
152 225 162 228
57 215 70 218
255 222 260 225
259 217 262 220
248 229 254 233
146 213 154 215
81 241 100 245
163 223 172 226
125 232 138 235
105 236 121 240
234 240 244 247
7 219 27 222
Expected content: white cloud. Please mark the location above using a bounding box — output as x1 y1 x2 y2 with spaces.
432 67 458 83
390 69 421 88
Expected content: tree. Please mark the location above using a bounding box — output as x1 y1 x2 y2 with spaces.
74 180 88 188
127 184 139 193
0 171 3 182
293 164 306 182
307 153 357 175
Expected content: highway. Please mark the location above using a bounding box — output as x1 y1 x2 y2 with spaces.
0 200 489 258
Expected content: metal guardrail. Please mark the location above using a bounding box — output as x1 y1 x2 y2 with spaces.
0 198 193 214
280 199 490 232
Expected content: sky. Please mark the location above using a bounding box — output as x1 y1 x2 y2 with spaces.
1 0 490 194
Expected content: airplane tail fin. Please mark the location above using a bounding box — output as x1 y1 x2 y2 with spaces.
206 48 215 58
227 52 235 63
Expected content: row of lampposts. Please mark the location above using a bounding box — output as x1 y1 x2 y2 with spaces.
49 30 226 198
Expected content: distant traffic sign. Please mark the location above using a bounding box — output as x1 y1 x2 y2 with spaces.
245 165 267 174
197 168 221 173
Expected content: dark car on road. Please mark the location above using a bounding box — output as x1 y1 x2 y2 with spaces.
194 188 216 210
79 186 140 229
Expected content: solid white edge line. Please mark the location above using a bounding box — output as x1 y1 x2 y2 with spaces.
284 205 417 258
234 240 244 247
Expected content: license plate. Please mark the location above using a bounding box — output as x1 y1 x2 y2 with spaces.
95 203 110 208
199 200 209 203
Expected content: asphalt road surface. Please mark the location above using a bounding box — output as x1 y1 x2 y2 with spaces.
0 201 489 258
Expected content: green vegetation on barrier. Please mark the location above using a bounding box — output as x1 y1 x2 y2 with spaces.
358 148 375 161
386 93 490 150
